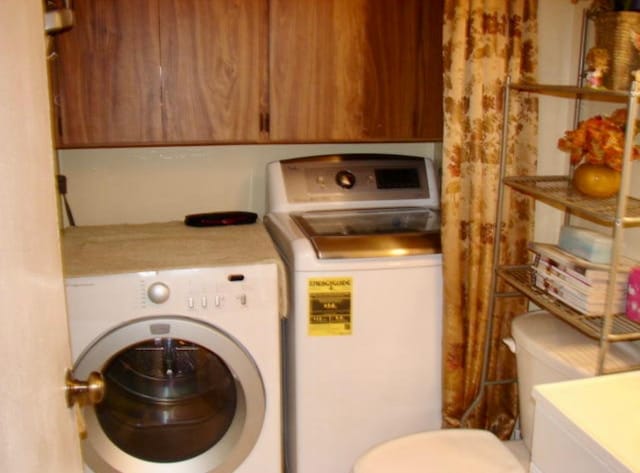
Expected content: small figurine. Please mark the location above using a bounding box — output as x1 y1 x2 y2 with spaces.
585 47 610 89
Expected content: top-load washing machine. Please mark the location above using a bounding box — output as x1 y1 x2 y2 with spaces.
62 222 284 473
264 154 443 473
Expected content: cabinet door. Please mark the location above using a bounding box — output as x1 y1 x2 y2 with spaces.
54 0 163 147
269 0 443 142
159 0 269 143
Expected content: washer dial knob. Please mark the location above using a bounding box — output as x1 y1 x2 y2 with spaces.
335 170 356 189
148 282 170 304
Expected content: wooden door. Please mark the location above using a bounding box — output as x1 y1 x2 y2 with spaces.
159 0 269 143
53 0 163 147
270 0 443 142
0 1 82 471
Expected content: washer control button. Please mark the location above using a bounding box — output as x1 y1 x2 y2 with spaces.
335 170 356 189
147 282 170 304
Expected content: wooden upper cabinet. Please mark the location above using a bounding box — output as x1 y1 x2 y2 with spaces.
54 0 268 147
52 0 442 147
54 0 163 146
159 0 268 143
269 0 443 142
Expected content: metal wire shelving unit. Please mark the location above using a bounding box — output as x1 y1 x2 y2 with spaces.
461 9 640 427
502 78 640 373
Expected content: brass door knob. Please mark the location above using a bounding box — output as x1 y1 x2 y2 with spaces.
65 370 105 408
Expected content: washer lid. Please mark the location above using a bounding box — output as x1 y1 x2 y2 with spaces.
291 207 441 259
352 429 524 473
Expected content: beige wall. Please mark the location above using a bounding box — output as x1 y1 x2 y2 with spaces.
58 143 439 226
534 0 583 244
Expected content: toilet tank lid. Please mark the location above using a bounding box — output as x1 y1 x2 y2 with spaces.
511 311 640 376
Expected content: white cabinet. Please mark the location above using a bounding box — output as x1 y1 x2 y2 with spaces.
531 372 640 473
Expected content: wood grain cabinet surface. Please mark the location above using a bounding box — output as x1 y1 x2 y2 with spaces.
53 0 164 146
52 0 442 148
269 0 443 142
159 0 268 144
54 0 267 147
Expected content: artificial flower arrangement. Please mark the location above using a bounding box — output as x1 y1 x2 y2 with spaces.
557 108 640 171
557 108 640 197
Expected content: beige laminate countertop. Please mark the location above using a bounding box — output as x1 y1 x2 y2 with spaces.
61 221 288 317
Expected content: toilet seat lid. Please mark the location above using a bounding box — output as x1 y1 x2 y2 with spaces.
352 429 525 473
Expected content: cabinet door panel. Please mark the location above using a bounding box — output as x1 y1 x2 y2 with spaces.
54 0 163 146
159 0 268 143
270 0 443 142
407 1 444 139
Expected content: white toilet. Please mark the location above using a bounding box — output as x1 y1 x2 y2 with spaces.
352 310 640 472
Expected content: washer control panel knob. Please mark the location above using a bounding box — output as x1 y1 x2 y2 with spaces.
335 170 356 189
148 282 170 304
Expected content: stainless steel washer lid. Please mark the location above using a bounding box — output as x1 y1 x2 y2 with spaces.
291 207 441 259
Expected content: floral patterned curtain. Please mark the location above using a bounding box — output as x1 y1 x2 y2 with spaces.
441 0 539 438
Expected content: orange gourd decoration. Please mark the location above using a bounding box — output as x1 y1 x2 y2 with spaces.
572 162 621 198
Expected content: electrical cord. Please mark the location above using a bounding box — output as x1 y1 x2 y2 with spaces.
56 174 76 226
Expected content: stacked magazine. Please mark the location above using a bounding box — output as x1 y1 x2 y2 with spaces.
529 242 635 316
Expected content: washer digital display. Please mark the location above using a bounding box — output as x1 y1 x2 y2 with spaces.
375 167 420 189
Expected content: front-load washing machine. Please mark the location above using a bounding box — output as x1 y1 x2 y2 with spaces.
63 222 284 473
264 154 443 473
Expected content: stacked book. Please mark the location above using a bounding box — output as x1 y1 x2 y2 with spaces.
529 242 635 316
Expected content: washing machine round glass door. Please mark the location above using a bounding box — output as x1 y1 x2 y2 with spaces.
73 316 265 473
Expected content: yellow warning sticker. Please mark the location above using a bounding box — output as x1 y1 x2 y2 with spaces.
308 277 352 336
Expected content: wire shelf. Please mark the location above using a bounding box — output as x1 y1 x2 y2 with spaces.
511 82 637 100
503 176 640 226
498 265 640 342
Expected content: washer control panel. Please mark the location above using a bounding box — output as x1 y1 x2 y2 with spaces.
139 269 259 314
64 264 279 359
280 154 431 203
